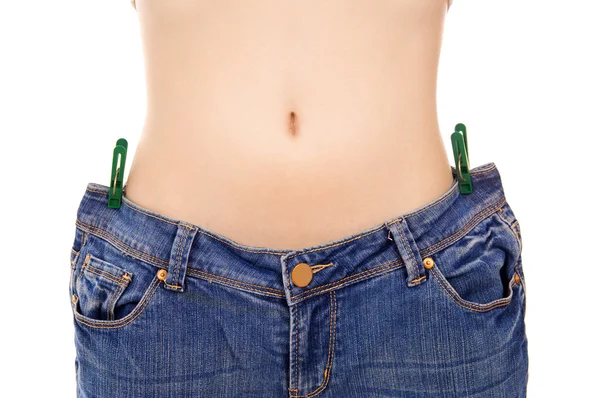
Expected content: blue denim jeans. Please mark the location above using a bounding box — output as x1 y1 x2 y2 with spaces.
69 162 528 397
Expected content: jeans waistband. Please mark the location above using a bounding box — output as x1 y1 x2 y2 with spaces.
74 162 509 306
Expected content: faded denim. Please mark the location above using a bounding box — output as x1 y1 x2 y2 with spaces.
69 162 528 397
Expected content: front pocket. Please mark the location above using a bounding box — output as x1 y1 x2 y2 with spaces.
70 232 165 330
74 254 132 321
73 273 161 329
425 209 524 314
429 260 521 313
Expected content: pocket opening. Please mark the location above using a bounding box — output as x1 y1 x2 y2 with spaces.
425 209 523 314
69 234 163 330
428 262 520 313
74 254 133 322
73 275 161 329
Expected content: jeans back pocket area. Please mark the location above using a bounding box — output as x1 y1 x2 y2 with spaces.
427 204 523 313
70 232 161 327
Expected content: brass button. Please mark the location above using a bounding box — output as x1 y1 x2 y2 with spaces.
291 262 313 288
423 257 435 269
156 269 167 281
514 273 521 284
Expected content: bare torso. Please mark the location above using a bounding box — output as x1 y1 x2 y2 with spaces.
125 0 455 250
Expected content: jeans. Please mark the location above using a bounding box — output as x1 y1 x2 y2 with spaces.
69 162 528 397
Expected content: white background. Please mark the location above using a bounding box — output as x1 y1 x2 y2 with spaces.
1 0 598 396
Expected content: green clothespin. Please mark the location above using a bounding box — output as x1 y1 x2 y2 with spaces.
451 123 472 194
108 138 128 208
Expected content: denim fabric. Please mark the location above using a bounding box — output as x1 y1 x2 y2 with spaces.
69 162 528 397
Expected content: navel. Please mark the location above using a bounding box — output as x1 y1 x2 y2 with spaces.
288 111 298 137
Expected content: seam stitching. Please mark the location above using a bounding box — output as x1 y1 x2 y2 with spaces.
429 266 517 312
75 220 285 296
398 221 420 283
76 191 506 303
296 305 299 391
185 268 286 297
291 291 337 398
106 283 126 321
420 196 506 257
84 263 131 287
292 260 404 302
290 197 506 301
83 165 497 258
73 278 161 329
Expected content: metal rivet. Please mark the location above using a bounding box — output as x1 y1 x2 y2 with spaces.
71 294 78 303
291 262 313 288
514 273 521 284
156 269 167 281
423 257 435 269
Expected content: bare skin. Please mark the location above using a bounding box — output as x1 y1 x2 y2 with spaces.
125 0 455 250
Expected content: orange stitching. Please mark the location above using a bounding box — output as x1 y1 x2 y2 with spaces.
471 163 497 175
288 165 499 261
295 304 299 391
84 263 131 287
75 220 170 267
76 222 288 299
420 197 506 257
398 220 420 284
172 225 186 289
407 164 497 219
411 275 426 283
287 224 388 260
78 185 510 305
106 283 125 321
310 262 334 273
127 194 291 256
75 222 287 297
290 291 337 398
86 187 116 196
73 278 161 329
292 259 403 302
83 164 498 262
186 268 285 297
430 266 516 312
496 204 523 255
77 219 284 296
162 280 182 289
124 189 291 255
122 200 180 226
81 229 89 249
515 261 526 298
76 254 91 287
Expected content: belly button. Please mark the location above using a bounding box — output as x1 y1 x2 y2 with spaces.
288 111 298 137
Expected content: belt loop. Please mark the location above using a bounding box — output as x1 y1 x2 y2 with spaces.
164 221 198 292
385 217 426 287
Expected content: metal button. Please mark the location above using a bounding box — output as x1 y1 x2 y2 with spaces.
423 257 435 269
156 269 167 281
291 262 313 288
